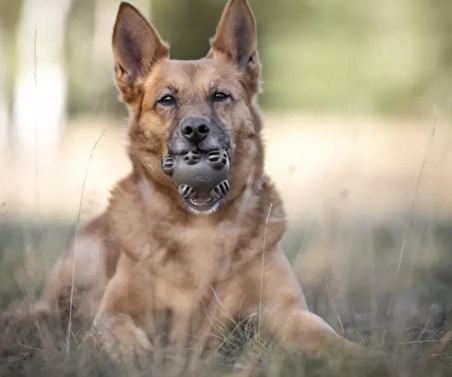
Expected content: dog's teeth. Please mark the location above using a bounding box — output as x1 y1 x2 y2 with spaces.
191 198 212 205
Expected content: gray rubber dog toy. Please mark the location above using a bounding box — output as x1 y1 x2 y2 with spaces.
161 149 230 200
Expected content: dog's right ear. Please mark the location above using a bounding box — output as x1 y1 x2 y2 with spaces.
112 2 168 99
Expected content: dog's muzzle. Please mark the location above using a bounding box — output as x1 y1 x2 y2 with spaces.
161 148 231 212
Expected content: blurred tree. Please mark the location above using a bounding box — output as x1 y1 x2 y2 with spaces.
151 0 224 60
2 0 452 121
150 0 278 107
0 29 8 154
0 0 22 153
421 0 452 114
65 0 149 118
13 0 72 167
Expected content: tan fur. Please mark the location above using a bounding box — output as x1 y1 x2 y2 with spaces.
38 0 367 369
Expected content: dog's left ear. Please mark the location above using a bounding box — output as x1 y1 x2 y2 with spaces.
208 0 260 93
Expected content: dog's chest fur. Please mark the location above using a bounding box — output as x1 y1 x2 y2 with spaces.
106 175 247 313
100 166 286 344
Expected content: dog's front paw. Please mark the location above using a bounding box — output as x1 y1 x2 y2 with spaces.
92 314 152 369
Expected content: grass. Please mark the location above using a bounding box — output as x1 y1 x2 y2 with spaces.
1 216 452 376
1 108 451 375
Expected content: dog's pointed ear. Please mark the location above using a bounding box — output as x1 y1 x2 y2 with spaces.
112 2 168 96
208 0 260 93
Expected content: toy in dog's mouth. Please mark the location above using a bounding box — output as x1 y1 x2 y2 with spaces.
161 148 230 214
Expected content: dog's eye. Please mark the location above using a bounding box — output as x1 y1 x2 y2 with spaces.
211 92 231 103
157 95 176 106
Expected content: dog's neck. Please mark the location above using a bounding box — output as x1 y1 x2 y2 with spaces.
107 157 284 261
134 160 264 223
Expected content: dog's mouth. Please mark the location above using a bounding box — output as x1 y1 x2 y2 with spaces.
183 196 223 215
161 146 231 216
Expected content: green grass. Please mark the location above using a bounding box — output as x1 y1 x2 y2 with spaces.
1 218 452 376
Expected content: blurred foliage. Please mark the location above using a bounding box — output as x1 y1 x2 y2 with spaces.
1 0 452 118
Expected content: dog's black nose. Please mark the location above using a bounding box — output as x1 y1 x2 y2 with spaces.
180 118 211 143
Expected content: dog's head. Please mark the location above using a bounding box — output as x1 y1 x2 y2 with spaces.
113 0 264 215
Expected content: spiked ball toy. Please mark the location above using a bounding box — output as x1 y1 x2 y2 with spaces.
161 149 230 200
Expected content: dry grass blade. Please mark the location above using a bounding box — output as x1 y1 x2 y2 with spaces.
258 202 273 336
65 129 105 354
388 105 438 316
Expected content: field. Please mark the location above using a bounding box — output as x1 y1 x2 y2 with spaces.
1 113 452 376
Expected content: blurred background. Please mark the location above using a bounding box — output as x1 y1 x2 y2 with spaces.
1 0 452 358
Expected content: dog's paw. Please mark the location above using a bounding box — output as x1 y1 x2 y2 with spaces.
93 314 153 369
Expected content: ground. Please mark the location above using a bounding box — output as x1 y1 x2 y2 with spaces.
1 113 452 376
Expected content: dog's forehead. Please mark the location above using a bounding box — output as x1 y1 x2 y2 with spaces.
144 58 241 93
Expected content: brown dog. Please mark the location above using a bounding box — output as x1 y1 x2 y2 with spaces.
37 0 366 370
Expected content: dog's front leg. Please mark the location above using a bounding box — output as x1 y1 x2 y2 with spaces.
260 305 361 357
92 269 152 369
93 312 152 367
248 250 371 358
